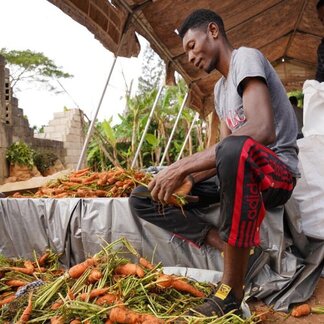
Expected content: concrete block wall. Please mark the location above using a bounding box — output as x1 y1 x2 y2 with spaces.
35 109 86 169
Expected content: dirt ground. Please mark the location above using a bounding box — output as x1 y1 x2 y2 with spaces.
249 277 324 323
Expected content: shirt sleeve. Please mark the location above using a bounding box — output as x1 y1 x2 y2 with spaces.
232 48 267 96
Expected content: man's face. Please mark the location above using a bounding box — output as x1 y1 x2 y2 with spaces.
182 26 217 74
318 6 324 26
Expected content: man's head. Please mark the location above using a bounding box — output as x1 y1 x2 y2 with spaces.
317 0 324 25
178 9 226 73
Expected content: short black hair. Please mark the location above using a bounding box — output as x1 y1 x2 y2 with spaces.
317 0 324 10
178 9 226 39
289 96 298 106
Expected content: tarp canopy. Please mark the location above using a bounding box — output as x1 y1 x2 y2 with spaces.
48 0 324 118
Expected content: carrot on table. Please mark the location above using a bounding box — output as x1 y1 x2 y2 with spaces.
71 168 90 177
17 292 33 323
6 266 34 275
114 263 145 278
291 303 312 317
68 258 96 279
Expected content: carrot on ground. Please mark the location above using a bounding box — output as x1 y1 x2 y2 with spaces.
68 258 96 279
5 279 26 287
156 274 205 297
291 303 312 317
37 251 50 266
17 292 33 323
139 257 155 270
114 263 145 278
109 306 164 324
87 268 103 283
6 266 34 275
95 293 118 306
79 287 110 301
51 316 64 324
0 295 15 307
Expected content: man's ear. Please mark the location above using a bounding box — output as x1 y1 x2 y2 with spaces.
208 22 219 39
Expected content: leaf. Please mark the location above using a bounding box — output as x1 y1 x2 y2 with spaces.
145 133 159 147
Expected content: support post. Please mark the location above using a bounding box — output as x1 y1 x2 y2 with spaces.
76 56 118 170
131 84 164 169
159 91 189 166
176 112 199 161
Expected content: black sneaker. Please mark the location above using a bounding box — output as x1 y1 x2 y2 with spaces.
187 283 242 317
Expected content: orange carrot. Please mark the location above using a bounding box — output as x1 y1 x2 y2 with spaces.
96 293 118 306
37 251 50 266
51 316 64 324
97 172 109 186
109 306 163 323
50 300 63 310
6 266 34 275
62 181 82 187
71 168 90 177
53 192 70 198
114 263 145 278
5 279 26 287
156 274 204 297
0 294 15 307
105 319 113 324
68 177 83 183
87 268 103 284
291 303 312 317
139 257 155 270
70 320 82 324
68 258 96 279
82 173 99 184
94 190 108 197
79 287 110 301
24 260 34 271
17 292 33 323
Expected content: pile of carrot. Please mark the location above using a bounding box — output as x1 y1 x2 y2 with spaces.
0 237 257 323
10 167 152 198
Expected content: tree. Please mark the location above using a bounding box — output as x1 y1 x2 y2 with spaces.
0 48 73 93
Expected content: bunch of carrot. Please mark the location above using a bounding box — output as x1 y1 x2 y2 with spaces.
0 238 259 323
10 167 152 199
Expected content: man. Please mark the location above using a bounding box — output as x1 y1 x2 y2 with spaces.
129 9 299 317
289 96 303 139
316 0 324 82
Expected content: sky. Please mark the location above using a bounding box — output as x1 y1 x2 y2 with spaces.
0 0 146 128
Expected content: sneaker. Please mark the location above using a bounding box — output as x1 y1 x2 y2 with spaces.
187 283 242 317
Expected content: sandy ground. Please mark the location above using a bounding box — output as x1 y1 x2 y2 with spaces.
250 277 324 323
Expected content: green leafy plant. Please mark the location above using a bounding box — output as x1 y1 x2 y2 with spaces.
33 150 59 175
5 141 35 168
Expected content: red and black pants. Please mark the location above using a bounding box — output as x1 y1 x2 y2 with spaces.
129 136 296 248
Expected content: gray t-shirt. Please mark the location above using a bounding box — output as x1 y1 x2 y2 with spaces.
214 47 300 177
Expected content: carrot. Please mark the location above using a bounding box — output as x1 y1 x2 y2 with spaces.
37 251 50 266
109 306 163 323
291 303 312 317
62 181 82 187
96 293 118 306
70 320 82 324
82 173 99 184
105 320 113 324
24 260 34 271
71 168 90 177
5 279 26 287
50 300 63 310
139 257 155 270
51 316 64 324
97 172 109 186
52 188 66 196
0 294 15 307
6 266 34 275
79 287 110 301
94 190 108 197
68 177 83 183
87 268 103 283
68 258 97 279
156 274 204 297
114 263 145 278
17 292 33 323
53 192 70 198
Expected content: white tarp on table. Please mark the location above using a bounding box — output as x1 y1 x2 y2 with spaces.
0 197 323 311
